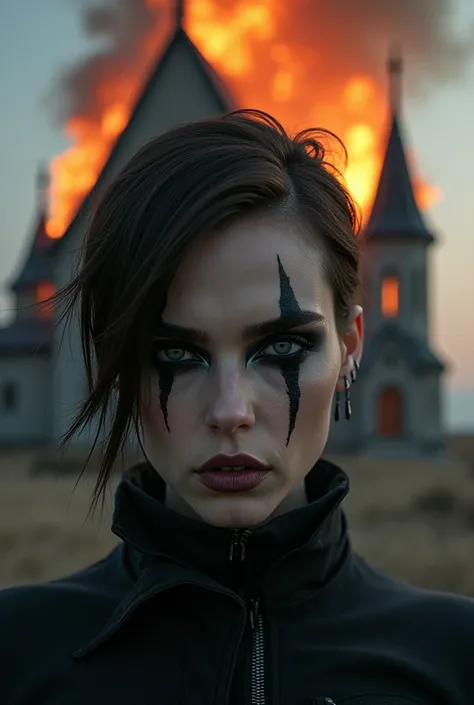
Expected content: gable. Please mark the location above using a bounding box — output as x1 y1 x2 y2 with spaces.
92 31 233 190
54 29 234 257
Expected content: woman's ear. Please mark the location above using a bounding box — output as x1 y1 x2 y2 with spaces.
336 305 364 392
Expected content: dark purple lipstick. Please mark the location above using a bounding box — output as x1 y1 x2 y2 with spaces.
196 454 270 493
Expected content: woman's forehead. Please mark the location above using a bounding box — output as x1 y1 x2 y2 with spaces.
161 213 333 333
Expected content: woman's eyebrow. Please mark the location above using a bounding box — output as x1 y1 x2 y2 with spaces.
241 310 325 341
155 311 325 345
154 322 208 344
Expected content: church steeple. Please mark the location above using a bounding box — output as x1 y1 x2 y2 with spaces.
365 50 434 242
10 165 54 295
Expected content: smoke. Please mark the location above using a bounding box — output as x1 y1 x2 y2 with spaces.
292 0 474 92
46 0 167 125
46 0 474 130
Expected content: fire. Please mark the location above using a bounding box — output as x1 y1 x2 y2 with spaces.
45 0 440 239
46 103 132 239
407 150 443 211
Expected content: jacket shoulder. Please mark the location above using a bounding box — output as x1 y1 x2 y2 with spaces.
355 555 474 700
0 546 131 662
357 555 474 626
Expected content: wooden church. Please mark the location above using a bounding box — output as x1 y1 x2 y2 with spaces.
0 2 445 456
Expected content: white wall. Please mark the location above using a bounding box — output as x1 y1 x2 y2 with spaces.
0 354 51 445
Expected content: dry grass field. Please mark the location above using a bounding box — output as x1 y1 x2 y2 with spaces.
1 436 474 594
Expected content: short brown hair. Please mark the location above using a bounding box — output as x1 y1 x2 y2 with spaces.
55 109 361 509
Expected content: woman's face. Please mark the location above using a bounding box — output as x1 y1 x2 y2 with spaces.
140 211 363 527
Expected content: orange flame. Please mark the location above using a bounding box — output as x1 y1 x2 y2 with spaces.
45 1 441 239
407 149 443 211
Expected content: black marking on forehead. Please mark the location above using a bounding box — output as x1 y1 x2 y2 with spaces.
277 254 303 445
277 255 302 315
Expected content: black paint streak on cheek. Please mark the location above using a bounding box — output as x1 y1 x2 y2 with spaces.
156 301 174 433
277 254 303 445
282 368 301 446
158 369 174 433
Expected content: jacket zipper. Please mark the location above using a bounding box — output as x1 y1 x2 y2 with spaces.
228 529 265 705
249 598 265 705
229 528 251 561
227 533 337 705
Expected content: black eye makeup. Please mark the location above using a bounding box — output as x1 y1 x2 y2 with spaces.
153 339 209 433
151 340 209 373
151 330 323 373
250 331 323 366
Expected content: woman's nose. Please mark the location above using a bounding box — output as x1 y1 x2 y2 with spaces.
205 372 255 436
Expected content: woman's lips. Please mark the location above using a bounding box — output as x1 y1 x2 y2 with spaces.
197 469 269 493
196 453 270 493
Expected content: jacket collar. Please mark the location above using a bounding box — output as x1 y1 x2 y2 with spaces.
74 457 351 658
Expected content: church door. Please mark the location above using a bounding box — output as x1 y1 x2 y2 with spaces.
378 387 403 437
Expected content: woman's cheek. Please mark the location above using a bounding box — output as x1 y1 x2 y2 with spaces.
152 371 203 431
297 357 339 414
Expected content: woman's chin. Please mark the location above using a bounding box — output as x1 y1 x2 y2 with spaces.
192 494 279 529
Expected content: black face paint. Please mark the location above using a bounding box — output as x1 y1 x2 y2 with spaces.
277 255 303 445
156 309 174 434
158 367 174 433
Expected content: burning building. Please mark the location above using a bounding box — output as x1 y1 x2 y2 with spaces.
326 55 445 456
0 0 445 456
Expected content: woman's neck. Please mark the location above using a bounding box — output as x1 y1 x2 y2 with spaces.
164 480 308 526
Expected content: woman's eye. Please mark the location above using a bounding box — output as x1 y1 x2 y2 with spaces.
261 340 303 357
156 347 195 362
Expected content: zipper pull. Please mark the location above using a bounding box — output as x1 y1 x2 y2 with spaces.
248 598 260 630
239 529 251 561
311 699 337 705
229 528 252 561
229 529 239 561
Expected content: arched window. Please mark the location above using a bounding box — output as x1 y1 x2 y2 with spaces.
381 274 399 318
377 387 403 437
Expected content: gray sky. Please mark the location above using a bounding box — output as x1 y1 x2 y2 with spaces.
0 0 473 430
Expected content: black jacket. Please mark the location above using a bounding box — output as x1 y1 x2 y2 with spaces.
2 458 474 705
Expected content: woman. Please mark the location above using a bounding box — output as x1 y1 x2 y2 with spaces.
1 110 473 705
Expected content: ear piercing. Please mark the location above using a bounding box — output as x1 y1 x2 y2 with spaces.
334 360 358 422
344 375 351 421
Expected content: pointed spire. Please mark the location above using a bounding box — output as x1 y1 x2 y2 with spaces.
34 163 50 249
387 44 403 113
364 51 434 243
9 166 54 294
36 163 50 215
175 0 185 30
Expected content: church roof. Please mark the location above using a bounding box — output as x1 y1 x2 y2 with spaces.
10 171 55 293
364 116 434 242
359 320 445 374
365 55 434 243
53 19 235 254
0 317 52 355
